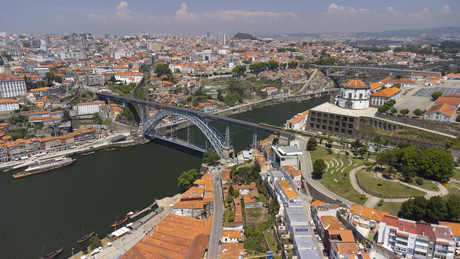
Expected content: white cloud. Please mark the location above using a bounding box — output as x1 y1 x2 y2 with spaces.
204 10 304 24
387 7 403 18
173 3 198 22
324 4 383 20
409 8 430 19
113 1 131 20
441 5 453 15
86 13 107 22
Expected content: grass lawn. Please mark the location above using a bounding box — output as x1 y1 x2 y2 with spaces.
311 146 368 205
408 178 440 192
257 193 268 203
263 231 279 253
357 169 425 197
378 202 403 216
442 182 460 201
452 169 460 181
245 207 267 224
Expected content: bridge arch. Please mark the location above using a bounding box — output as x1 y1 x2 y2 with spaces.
142 108 228 157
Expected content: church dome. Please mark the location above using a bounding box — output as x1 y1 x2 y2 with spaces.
345 79 367 88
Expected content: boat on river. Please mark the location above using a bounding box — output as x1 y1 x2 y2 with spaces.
13 157 76 179
111 217 127 227
81 151 95 156
77 230 95 243
41 247 63 259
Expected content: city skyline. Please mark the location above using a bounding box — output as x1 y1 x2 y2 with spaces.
1 0 459 36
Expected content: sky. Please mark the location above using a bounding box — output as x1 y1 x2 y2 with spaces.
1 0 459 36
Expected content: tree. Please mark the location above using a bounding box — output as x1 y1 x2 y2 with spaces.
400 109 410 116
89 236 102 250
357 146 368 158
376 148 397 168
177 169 198 190
418 147 455 182
154 63 173 80
227 195 234 203
383 166 396 179
307 137 318 151
232 65 246 76
391 108 397 114
351 139 362 150
392 83 401 88
431 91 443 100
245 226 255 237
232 189 239 197
413 109 422 117
427 196 448 221
446 141 454 148
312 159 327 179
383 138 390 146
446 195 460 221
399 196 428 221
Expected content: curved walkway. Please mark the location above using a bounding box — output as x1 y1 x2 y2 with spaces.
348 166 449 208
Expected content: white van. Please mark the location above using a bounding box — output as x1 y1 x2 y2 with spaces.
310 220 314 226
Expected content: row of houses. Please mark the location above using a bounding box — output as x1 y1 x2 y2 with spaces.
0 126 107 159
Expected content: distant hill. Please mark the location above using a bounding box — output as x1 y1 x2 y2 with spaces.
233 33 257 40
257 27 460 40
353 26 460 38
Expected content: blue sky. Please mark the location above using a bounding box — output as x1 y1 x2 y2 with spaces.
1 0 459 35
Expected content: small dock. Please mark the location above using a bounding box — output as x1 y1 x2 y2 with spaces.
128 200 157 219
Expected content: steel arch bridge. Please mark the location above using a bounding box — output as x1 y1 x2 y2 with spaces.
142 108 230 158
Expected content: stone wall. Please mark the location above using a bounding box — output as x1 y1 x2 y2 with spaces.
353 129 460 157
305 180 349 208
375 113 460 137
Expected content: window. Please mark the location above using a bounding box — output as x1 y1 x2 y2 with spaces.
348 93 352 99
359 93 363 99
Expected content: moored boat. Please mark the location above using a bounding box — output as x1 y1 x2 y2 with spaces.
13 157 76 179
81 151 95 156
77 231 95 243
41 247 63 259
111 217 127 227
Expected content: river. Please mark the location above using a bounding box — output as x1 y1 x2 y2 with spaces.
0 96 328 259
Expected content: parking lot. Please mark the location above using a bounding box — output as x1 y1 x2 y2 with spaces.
393 80 460 112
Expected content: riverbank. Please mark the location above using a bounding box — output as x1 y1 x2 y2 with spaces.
68 194 182 259
0 133 148 173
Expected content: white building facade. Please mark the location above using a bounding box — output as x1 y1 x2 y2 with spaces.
336 80 370 110
77 101 105 116
0 99 20 111
0 75 27 98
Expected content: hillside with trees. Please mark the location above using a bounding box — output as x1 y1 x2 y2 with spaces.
233 33 257 40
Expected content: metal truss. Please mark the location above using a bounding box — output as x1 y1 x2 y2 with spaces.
142 108 227 158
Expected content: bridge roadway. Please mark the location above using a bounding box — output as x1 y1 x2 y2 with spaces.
97 92 283 135
315 65 441 75
148 132 207 153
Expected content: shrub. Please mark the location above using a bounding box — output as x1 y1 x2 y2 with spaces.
364 161 374 166
415 178 424 185
378 199 384 206
377 183 383 186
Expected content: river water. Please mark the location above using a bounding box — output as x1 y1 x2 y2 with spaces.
0 96 328 259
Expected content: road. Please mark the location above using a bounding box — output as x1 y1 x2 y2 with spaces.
208 166 224 259
296 136 354 208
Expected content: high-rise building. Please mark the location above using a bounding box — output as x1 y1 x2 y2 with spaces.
206 32 210 37
45 35 50 46
81 34 88 47
218 33 226 46
70 34 75 45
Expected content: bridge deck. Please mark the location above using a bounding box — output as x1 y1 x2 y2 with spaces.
149 133 207 153
97 92 288 135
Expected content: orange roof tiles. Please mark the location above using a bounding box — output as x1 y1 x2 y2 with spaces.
426 103 456 117
371 87 401 98
438 221 460 236
345 79 367 88
435 97 460 107
350 204 389 222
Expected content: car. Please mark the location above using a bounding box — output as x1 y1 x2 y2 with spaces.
314 229 318 235
317 236 322 242
323 249 329 256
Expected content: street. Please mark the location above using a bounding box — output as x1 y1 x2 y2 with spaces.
207 165 224 259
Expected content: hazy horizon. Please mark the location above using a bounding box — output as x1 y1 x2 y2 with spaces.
1 0 459 36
